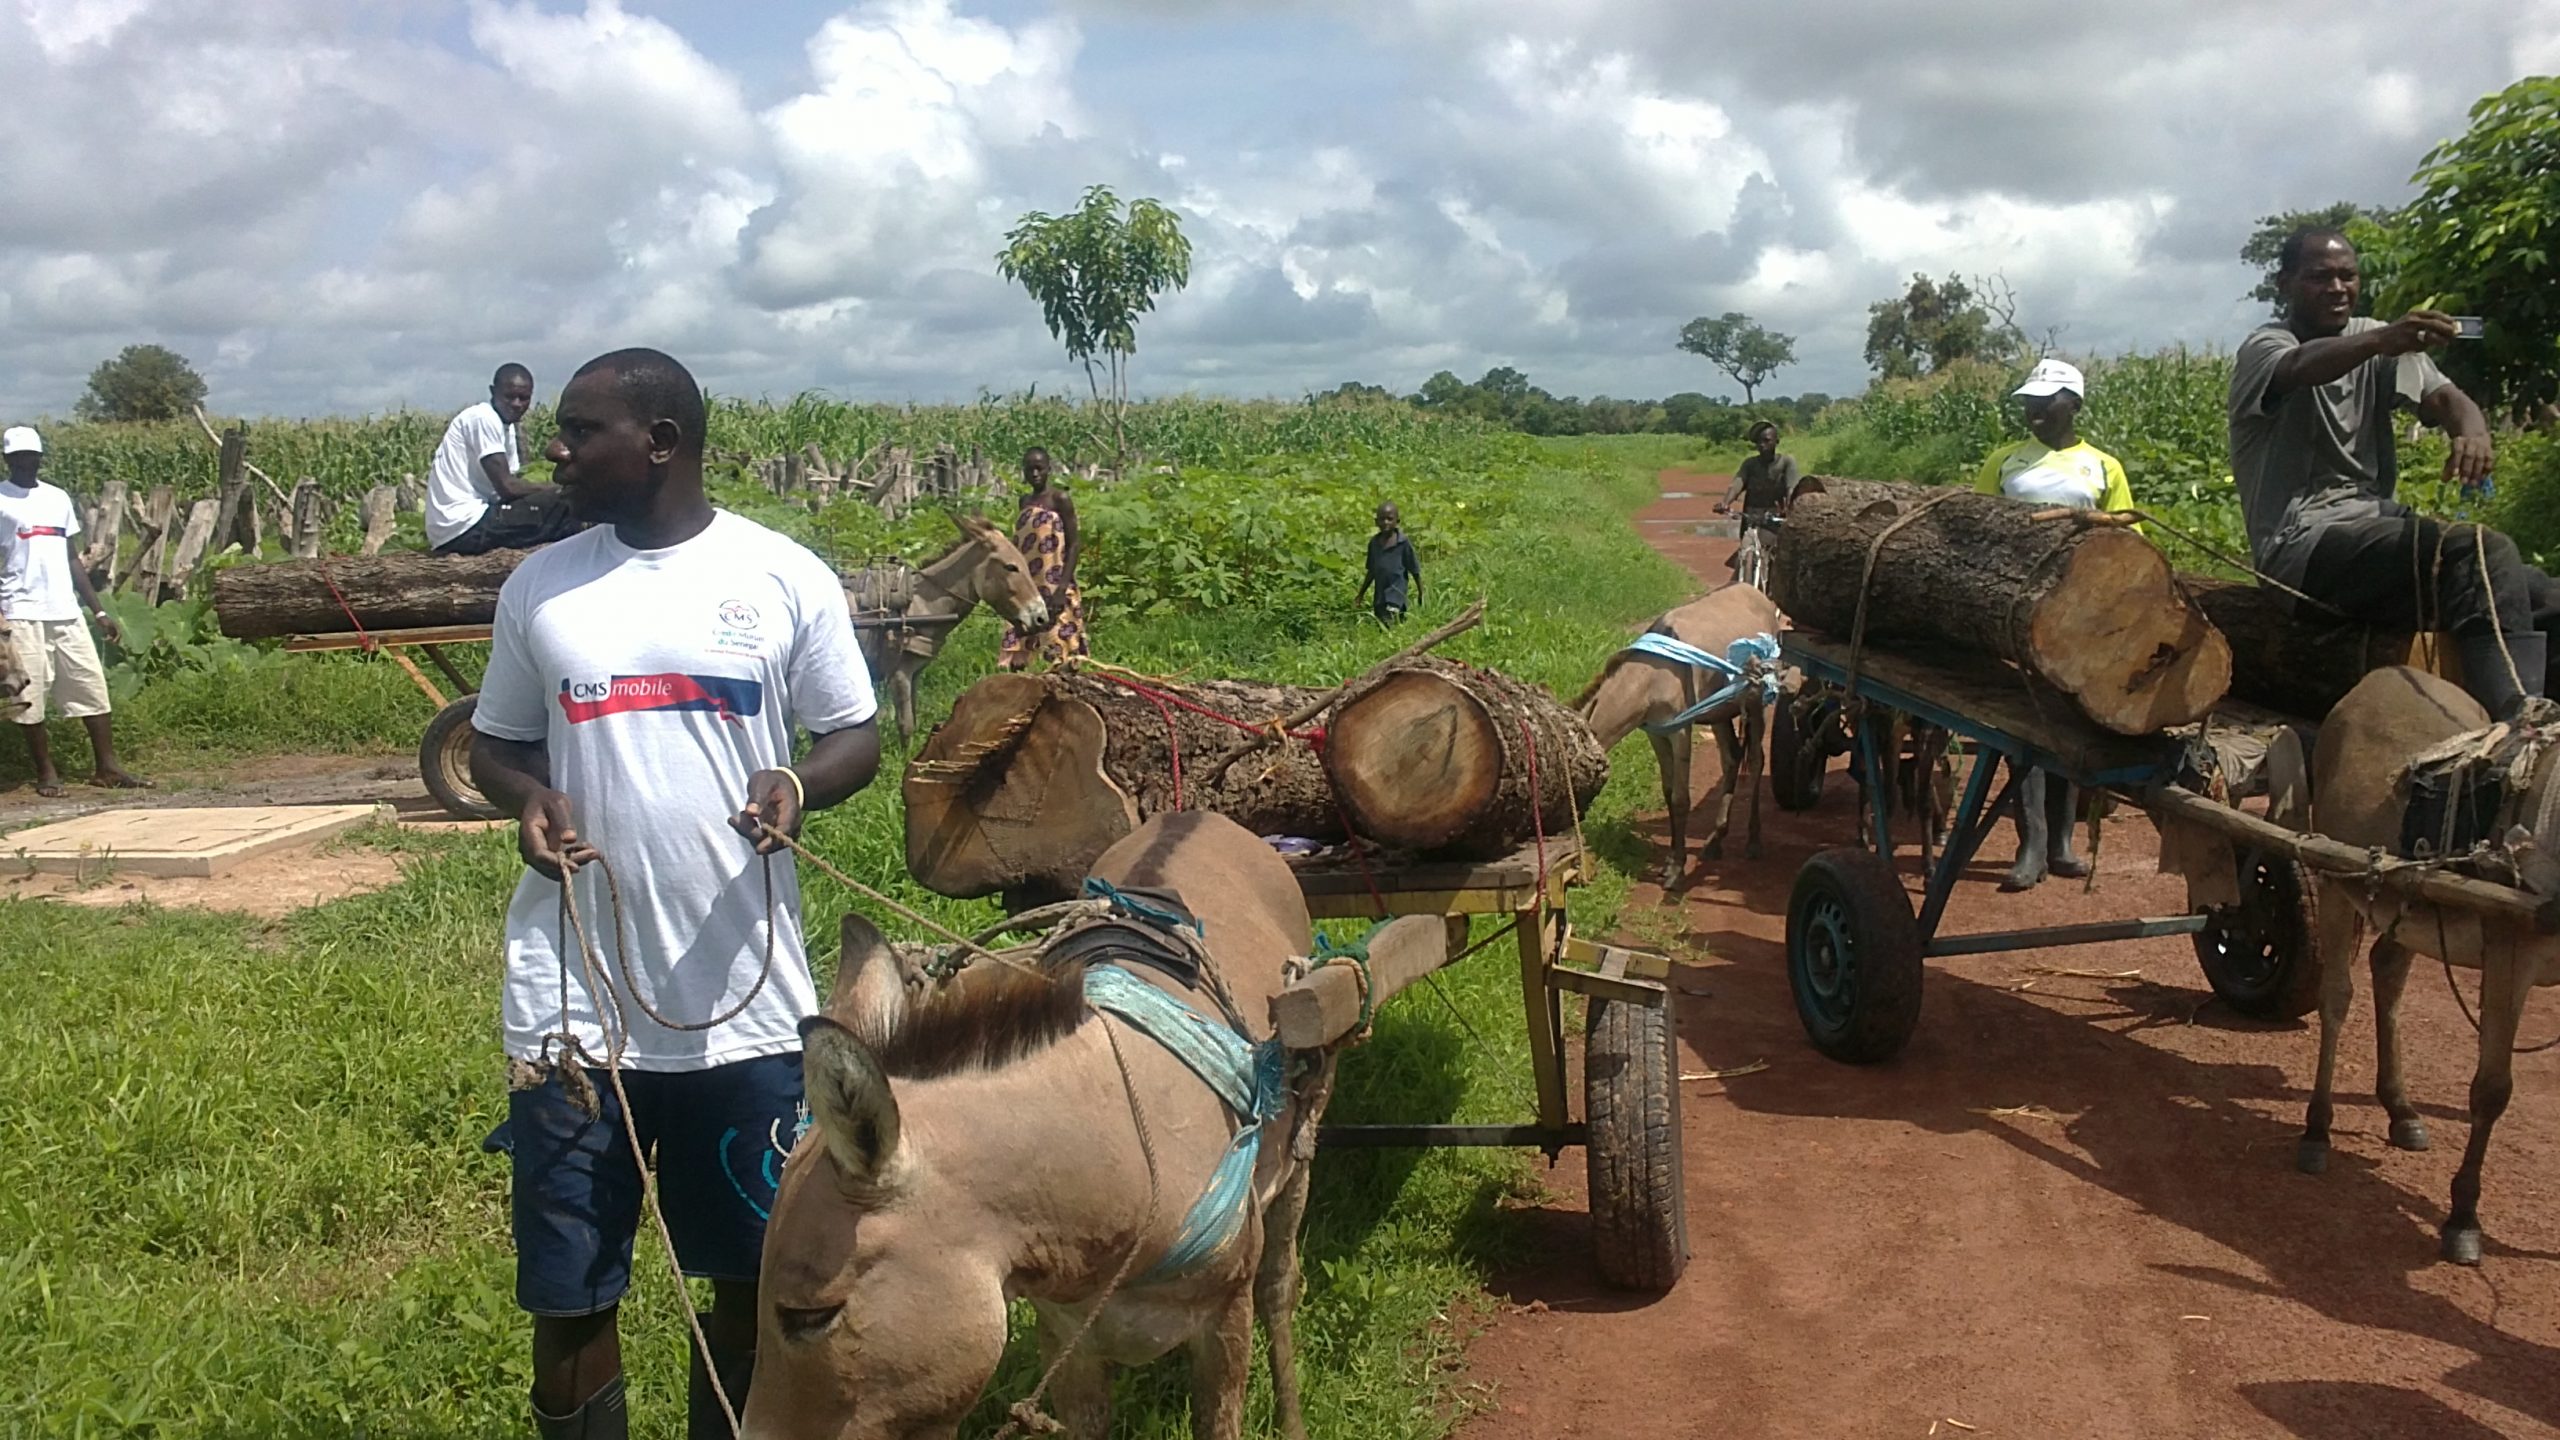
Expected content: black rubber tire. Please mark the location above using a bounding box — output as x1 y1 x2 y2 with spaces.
1770 694 1828 812
420 694 501 821
1585 991 1690 1291
1786 847 1925 1063
2192 847 2320 1020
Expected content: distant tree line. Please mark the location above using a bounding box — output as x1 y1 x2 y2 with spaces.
1317 369 1830 440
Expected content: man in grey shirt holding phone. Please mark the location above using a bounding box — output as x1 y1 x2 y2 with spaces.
2229 227 2551 720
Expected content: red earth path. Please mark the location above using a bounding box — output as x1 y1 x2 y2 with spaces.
1451 470 2560 1439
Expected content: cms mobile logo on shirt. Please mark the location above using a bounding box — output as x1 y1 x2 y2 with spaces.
558 673 764 725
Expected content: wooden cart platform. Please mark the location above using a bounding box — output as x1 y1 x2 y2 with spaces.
1289 837 1690 1290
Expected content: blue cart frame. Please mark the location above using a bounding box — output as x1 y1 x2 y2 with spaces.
1773 631 2315 1062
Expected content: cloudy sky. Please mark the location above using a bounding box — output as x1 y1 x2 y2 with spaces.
2 0 2555 419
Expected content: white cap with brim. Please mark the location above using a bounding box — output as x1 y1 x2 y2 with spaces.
2013 359 2084 399
2 426 42 455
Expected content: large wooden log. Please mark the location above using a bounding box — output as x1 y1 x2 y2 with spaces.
904 671 1336 900
1770 480 2230 735
2182 577 2453 721
1325 657 1608 856
211 549 534 638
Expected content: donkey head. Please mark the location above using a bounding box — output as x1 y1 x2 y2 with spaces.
744 916 1069 1440
952 512 1050 633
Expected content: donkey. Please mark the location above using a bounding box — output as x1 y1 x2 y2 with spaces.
1578 582 1783 882
745 811 1327 1440
846 512 1050 741
2277 665 2560 1264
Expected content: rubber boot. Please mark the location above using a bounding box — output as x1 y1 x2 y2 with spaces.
533 1375 628 1440
2046 776 2091 880
688 1320 756 1440
2458 632 2549 723
2001 768 2049 892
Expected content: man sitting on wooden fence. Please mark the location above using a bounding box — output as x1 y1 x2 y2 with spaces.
0 426 147 795
428 363 583 556
2229 227 2554 721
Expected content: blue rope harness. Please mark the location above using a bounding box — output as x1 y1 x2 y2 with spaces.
1622 630 1784 733
1082 965 1288 1281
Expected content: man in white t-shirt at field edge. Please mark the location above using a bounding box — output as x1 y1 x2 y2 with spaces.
469 348 881 1440
0 426 147 796
427 362 584 556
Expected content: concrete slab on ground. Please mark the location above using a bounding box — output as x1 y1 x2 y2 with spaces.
1 803 391 877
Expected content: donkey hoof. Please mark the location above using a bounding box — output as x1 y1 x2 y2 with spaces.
1744 841 1763 861
1702 840 1726 862
2389 1116 2432 1152
2442 1225 2484 1267
2295 1137 2330 1175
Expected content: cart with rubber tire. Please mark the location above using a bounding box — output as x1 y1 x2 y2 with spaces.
1292 840 1691 1291
1771 630 2323 1065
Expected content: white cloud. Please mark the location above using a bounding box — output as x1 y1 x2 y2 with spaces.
0 0 2548 419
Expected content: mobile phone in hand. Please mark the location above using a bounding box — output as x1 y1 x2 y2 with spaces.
2452 316 2486 340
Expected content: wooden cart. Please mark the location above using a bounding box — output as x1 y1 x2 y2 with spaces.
282 612 969 821
1291 839 1691 1291
1767 630 2330 1063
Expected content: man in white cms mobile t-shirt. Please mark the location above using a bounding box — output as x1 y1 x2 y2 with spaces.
427 363 584 556
469 349 879 1440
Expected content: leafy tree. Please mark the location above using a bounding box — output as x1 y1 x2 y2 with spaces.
996 185 1192 464
1676 312 1797 402
1863 274 2026 379
76 344 207 422
2367 76 2560 417
2239 201 2399 310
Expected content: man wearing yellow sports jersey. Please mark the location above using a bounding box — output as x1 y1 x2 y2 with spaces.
1975 358 2130 890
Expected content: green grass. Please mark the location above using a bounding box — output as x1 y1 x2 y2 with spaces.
0 443 1692 1439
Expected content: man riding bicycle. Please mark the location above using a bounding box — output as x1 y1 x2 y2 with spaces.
1717 421 1799 575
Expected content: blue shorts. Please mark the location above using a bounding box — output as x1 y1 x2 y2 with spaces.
494 1051 807 1317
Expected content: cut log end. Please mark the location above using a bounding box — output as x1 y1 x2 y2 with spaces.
903 678 1135 900
2028 528 2234 735
1326 669 1503 850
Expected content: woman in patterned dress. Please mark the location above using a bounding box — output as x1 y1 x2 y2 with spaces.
997 446 1089 670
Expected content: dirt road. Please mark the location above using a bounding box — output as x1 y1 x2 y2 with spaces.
1456 472 2560 1439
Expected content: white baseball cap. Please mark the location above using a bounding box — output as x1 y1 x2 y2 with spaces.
2012 359 2084 399
1 426 41 455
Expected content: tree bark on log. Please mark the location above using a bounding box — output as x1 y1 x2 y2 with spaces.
903 660 1611 898
905 671 1335 900
211 549 534 638
2183 577 2451 719
1769 480 2231 735
1325 657 1609 857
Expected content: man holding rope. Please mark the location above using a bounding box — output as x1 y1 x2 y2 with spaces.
471 348 881 1440
2230 227 2554 721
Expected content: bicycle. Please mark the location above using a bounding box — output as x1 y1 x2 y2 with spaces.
1720 506 1780 592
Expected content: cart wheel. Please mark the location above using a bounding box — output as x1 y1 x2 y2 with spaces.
420 695 501 821
2192 849 2319 1020
1786 847 1924 1063
1585 990 1689 1291
1769 694 1827 812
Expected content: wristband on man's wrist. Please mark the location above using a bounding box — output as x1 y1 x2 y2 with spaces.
777 766 806 809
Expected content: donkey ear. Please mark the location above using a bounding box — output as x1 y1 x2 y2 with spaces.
828 912 905 1044
799 1015 903 1190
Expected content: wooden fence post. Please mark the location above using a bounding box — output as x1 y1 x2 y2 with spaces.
359 486 399 555
167 498 221 587
290 478 328 560
209 424 253 554
80 479 127 586
128 485 179 604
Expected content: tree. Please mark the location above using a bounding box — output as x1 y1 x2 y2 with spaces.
1676 312 1797 402
2239 201 2399 309
77 344 207 422
1864 273 2027 379
996 185 1192 465
2367 76 2560 418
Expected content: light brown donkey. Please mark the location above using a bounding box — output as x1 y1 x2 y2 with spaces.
1578 581 1785 882
846 511 1051 741
2282 665 2560 1264
745 811 1327 1439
